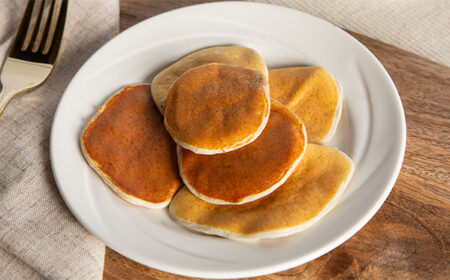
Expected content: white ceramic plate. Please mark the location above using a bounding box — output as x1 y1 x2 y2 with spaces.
50 2 406 278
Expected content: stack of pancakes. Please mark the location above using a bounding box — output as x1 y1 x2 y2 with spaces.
81 46 354 241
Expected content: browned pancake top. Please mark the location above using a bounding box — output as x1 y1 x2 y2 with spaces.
179 100 306 203
82 84 182 203
165 64 269 152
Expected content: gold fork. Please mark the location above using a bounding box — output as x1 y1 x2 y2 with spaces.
0 0 67 115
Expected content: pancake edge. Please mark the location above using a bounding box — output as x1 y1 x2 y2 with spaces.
80 83 172 209
169 147 354 240
176 120 307 205
320 78 343 143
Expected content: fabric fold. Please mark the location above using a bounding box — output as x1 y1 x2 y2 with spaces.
251 0 450 67
0 0 119 279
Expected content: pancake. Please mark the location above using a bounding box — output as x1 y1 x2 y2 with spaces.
177 99 306 205
152 45 268 114
170 144 354 240
81 84 183 209
165 63 270 154
269 66 342 143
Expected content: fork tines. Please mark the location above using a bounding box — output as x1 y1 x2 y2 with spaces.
9 0 68 65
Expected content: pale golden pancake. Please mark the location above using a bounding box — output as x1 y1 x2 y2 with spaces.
81 84 183 208
269 66 342 143
170 144 354 240
165 63 270 154
152 45 269 114
177 100 306 204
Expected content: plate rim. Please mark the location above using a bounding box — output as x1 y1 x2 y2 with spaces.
50 1 406 278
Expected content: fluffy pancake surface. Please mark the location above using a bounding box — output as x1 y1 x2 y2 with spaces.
170 144 354 240
152 45 268 113
165 63 270 154
269 66 342 143
81 84 182 208
178 100 306 204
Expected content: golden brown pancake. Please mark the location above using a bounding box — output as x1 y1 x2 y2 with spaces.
165 63 270 154
170 144 354 240
269 66 342 143
81 84 183 208
177 99 306 204
152 45 268 114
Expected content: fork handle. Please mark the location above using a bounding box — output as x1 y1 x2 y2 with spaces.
0 85 23 116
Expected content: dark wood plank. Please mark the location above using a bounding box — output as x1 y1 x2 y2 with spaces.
104 1 450 279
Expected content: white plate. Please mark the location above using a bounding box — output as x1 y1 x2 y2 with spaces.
50 2 406 278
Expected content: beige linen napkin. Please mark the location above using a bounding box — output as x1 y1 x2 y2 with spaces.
0 0 119 279
251 0 450 67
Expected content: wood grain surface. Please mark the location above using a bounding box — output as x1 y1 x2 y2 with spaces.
103 1 450 279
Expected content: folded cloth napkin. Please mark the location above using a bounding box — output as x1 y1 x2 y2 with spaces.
0 0 119 279
251 0 450 67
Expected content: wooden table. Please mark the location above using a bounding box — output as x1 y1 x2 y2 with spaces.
104 1 450 279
